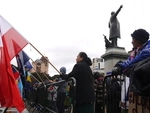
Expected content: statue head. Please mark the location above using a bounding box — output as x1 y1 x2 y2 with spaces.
111 11 115 15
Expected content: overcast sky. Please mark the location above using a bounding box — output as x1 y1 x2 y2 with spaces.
1 0 150 76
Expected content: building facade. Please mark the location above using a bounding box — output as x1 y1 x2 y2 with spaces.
91 57 104 74
30 56 49 74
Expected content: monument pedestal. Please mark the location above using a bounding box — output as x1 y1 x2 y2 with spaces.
101 47 129 75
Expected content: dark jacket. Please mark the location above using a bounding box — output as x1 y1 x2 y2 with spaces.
61 61 95 104
119 41 150 71
55 77 68 92
94 79 104 104
127 56 150 97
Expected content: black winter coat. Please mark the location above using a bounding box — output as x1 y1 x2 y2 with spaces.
61 61 95 104
127 57 150 97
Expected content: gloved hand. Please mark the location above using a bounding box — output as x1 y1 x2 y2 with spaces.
112 66 122 75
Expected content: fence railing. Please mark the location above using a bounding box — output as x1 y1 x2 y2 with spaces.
1 74 149 113
102 73 150 113
25 77 76 113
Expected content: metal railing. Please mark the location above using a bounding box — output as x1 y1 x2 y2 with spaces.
25 77 76 113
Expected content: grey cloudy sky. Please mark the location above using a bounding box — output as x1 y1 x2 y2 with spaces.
1 0 150 76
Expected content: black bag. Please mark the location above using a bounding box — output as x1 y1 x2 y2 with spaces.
129 57 150 97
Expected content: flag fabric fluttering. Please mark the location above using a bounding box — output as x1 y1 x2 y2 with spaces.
25 71 33 94
18 50 30 66
16 50 33 102
0 15 29 112
24 61 32 83
24 61 32 71
16 50 32 88
12 64 25 98
26 71 32 82
17 77 23 98
12 65 20 80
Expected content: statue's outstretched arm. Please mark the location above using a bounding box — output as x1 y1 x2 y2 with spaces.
114 5 123 17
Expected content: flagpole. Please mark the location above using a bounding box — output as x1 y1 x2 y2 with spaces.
28 66 45 85
30 73 40 83
29 43 61 74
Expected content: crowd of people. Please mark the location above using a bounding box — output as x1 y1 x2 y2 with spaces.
47 67 68 113
24 28 150 113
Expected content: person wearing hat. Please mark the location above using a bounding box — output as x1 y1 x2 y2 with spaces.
111 28 150 110
112 28 150 75
55 67 68 113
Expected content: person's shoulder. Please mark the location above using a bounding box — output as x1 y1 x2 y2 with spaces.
146 40 150 45
78 61 89 67
143 41 150 48
73 62 84 70
73 63 81 69
75 62 84 66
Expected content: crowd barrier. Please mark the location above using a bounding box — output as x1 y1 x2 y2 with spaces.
101 74 150 113
102 74 123 113
25 77 76 113
1 74 149 113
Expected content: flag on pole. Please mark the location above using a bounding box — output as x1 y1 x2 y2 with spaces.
16 50 32 88
24 61 32 71
26 71 32 82
17 50 30 67
17 77 23 98
24 61 32 83
0 15 29 112
12 65 20 79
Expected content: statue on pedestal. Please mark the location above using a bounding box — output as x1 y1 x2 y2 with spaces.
104 5 123 48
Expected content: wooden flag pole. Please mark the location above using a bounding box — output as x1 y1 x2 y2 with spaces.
29 43 61 74
30 73 40 83
31 67 46 86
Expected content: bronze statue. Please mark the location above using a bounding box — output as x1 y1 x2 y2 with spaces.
109 5 123 47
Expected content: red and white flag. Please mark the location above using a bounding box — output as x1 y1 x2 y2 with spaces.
0 15 29 112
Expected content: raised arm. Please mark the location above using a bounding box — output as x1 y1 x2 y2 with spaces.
114 5 123 17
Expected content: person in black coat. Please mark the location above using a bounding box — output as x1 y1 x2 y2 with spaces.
60 52 95 113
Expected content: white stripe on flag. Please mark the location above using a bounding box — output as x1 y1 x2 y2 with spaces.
0 15 12 47
0 31 3 47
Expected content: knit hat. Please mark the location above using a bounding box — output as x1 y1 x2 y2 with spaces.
131 29 149 43
60 67 66 74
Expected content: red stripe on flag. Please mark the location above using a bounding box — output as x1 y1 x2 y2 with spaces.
0 47 25 112
0 16 29 112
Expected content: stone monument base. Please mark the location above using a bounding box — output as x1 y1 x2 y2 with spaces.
101 46 129 75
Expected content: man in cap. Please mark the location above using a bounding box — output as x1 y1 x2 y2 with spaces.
112 28 150 75
56 67 68 113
